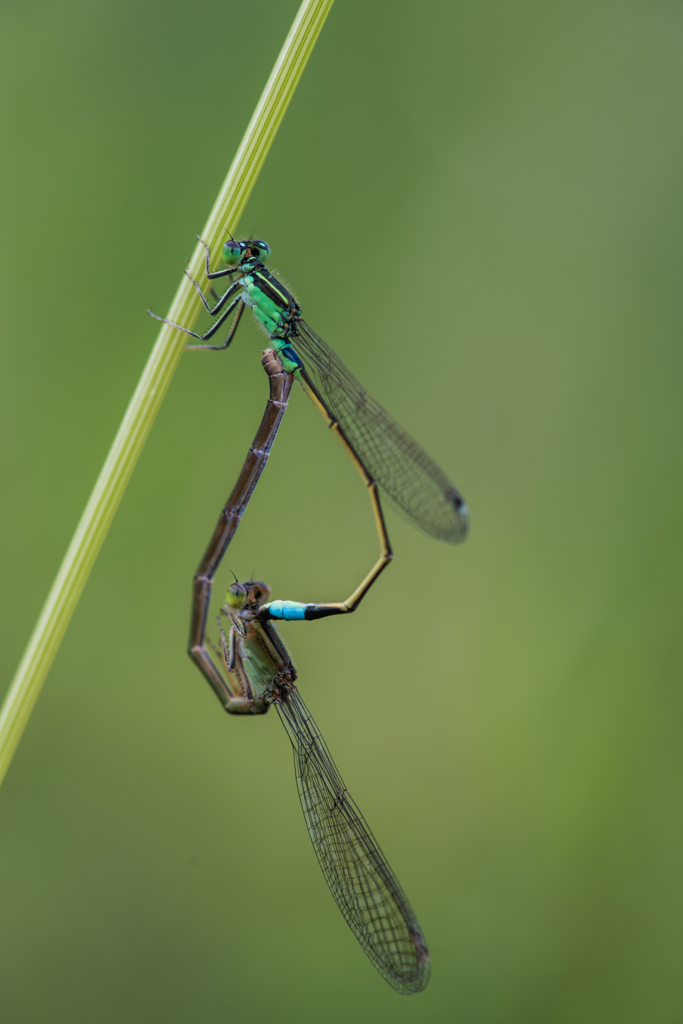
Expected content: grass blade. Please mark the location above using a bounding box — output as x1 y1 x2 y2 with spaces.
0 0 335 787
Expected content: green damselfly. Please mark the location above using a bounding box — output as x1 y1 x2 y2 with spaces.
150 237 469 550
189 351 427 994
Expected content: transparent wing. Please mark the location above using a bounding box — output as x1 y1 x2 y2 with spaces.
293 319 468 544
276 687 430 994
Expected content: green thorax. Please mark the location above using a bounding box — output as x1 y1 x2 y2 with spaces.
232 615 295 702
240 263 299 340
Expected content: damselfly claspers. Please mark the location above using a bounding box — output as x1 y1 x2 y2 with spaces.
149 237 469 551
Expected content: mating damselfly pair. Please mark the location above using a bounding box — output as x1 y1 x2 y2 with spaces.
150 238 468 994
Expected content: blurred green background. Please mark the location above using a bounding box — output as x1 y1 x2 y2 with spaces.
1 0 683 1020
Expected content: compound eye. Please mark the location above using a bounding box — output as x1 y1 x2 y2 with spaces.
222 240 245 265
249 582 271 606
225 582 247 609
251 240 270 261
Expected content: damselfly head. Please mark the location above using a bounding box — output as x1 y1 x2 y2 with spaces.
222 239 271 266
225 580 271 611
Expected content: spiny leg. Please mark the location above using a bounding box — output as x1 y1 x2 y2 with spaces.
215 616 252 700
184 269 242 317
196 235 241 282
216 616 233 672
147 287 243 344
186 299 246 351
205 633 259 715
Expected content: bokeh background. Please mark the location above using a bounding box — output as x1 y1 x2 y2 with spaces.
1 0 682 1020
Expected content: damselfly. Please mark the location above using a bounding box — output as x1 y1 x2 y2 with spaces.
150 238 469 550
211 576 431 994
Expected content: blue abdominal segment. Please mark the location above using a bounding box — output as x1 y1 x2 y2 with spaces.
273 341 304 373
265 600 308 621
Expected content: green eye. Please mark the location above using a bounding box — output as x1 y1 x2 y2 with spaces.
222 240 244 265
251 240 271 261
225 582 247 609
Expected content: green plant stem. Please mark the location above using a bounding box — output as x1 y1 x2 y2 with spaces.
0 0 335 788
